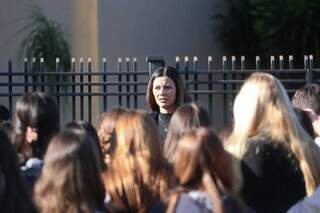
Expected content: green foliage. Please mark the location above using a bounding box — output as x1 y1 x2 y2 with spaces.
213 0 320 66
17 6 70 73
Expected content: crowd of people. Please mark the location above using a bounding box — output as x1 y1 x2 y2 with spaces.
0 67 320 213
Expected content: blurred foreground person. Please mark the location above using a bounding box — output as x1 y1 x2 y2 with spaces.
98 108 127 165
13 92 60 188
34 128 106 213
226 72 320 212
292 84 320 146
167 127 249 213
165 103 212 164
0 128 36 213
103 110 170 213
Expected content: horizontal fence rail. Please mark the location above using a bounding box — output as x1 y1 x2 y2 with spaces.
1 55 319 129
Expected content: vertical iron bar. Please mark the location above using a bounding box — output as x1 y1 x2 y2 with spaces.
208 56 213 117
24 58 28 93
231 56 236 95
56 58 61 110
117 58 123 106
71 58 76 120
175 56 180 71
241 56 245 81
184 56 189 90
126 57 130 108
222 56 227 126
88 58 92 123
255 56 260 70
102 58 107 112
40 58 45 91
133 57 138 109
270 55 275 71
80 58 84 120
8 60 13 119
193 56 198 101
32 58 37 91
289 55 294 70
307 55 314 84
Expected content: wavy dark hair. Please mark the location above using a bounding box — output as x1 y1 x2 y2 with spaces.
34 128 106 213
13 92 60 164
0 127 36 212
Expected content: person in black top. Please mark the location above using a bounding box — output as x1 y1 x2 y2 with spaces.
226 72 320 212
146 66 191 138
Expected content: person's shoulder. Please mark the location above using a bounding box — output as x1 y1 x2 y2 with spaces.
175 193 211 213
149 111 159 121
288 187 320 213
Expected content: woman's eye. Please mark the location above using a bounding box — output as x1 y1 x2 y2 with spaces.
164 86 173 90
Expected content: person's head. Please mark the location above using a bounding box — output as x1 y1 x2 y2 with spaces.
64 121 105 171
13 92 60 163
34 128 106 213
227 72 320 195
0 105 10 122
146 66 191 114
104 110 170 213
98 108 127 165
292 84 320 137
165 103 212 163
167 127 236 213
0 127 35 212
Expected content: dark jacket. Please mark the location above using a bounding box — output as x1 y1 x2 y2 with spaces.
240 134 306 213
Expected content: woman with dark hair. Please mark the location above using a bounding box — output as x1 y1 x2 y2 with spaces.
34 128 106 213
13 92 60 188
166 127 247 213
0 127 36 213
146 66 191 138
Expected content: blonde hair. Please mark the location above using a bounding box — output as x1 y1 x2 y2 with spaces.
226 72 320 195
103 110 170 213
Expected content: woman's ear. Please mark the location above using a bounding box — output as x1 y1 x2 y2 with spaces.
26 127 38 143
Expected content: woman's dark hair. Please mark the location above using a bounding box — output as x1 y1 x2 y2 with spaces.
165 103 212 163
294 108 316 138
34 128 106 213
146 66 191 112
64 121 105 171
13 92 60 163
0 127 36 212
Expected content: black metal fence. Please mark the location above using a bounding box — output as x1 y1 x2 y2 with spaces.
1 55 319 129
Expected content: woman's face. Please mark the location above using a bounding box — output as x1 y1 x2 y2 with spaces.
152 76 177 113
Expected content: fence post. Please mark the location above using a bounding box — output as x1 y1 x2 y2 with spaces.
40 58 45 92
126 57 130 108
8 60 12 119
117 57 123 106
133 57 138 109
146 56 165 75
71 58 76 120
24 58 29 93
193 56 198 102
102 58 107 112
306 55 314 84
208 56 213 117
304 55 311 85
222 56 227 126
88 58 92 123
80 58 84 120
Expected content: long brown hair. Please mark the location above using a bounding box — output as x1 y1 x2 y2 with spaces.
103 110 170 213
167 127 236 213
34 128 106 213
165 103 212 163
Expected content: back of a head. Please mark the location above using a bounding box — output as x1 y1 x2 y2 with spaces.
34 128 105 213
64 121 105 171
13 92 60 161
98 108 127 164
0 128 35 213
165 103 212 162
228 72 320 196
292 84 320 114
104 110 169 212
